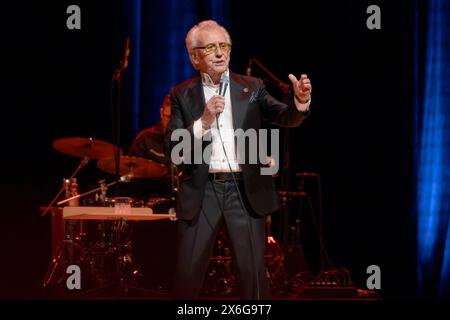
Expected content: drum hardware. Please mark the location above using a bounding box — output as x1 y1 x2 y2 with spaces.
48 136 168 209
97 155 168 179
203 232 236 297
42 149 146 294
57 179 120 207
204 259 236 296
94 179 108 205
170 163 180 199
265 236 287 288
41 154 90 217
42 211 149 295
63 177 80 207
43 174 163 295
202 233 288 297
146 197 175 214
43 238 86 288
264 214 288 288
69 218 163 298
42 137 122 217
52 137 122 160
46 138 169 293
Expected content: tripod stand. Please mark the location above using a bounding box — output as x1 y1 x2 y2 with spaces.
43 212 166 299
70 218 152 298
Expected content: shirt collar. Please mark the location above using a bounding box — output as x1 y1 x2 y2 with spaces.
201 69 229 88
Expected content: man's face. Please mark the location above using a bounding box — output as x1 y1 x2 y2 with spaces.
191 28 231 80
160 97 171 132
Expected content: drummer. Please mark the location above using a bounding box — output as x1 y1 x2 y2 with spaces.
127 94 174 200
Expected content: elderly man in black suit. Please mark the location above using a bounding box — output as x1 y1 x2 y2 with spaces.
165 20 312 300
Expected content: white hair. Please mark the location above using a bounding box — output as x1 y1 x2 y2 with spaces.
185 20 232 55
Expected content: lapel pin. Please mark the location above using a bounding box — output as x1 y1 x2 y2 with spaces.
243 88 249 93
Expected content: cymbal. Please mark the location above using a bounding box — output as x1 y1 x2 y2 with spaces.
52 137 122 160
97 156 168 178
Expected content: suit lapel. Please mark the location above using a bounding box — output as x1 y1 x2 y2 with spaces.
230 72 247 130
185 73 249 128
185 76 205 122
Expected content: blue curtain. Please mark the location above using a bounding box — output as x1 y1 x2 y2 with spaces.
415 0 450 299
124 0 228 135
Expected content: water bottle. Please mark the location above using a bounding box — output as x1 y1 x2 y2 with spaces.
68 178 79 206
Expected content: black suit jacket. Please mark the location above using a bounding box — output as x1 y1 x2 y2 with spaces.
165 71 309 220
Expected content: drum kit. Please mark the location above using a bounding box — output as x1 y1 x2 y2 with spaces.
53 136 168 178
46 136 173 209
43 136 178 296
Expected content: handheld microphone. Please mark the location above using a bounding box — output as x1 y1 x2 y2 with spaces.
219 73 229 96
216 73 229 120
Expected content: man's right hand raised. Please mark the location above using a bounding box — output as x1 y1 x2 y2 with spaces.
201 95 225 130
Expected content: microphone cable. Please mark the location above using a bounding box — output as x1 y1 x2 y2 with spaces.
215 116 262 300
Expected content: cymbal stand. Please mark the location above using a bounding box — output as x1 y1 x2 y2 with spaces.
170 164 180 199
41 154 90 217
56 180 119 206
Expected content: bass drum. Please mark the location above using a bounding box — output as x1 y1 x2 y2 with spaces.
202 225 290 298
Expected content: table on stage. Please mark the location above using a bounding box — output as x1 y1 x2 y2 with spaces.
41 206 176 262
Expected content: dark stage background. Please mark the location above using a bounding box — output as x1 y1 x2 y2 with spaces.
1 0 417 299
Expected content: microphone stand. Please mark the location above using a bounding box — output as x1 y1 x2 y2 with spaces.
111 37 130 195
247 58 292 247
247 58 290 95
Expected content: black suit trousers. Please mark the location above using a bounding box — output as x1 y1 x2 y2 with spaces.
171 178 268 300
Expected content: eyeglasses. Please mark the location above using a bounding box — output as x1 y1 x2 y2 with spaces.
193 42 231 55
